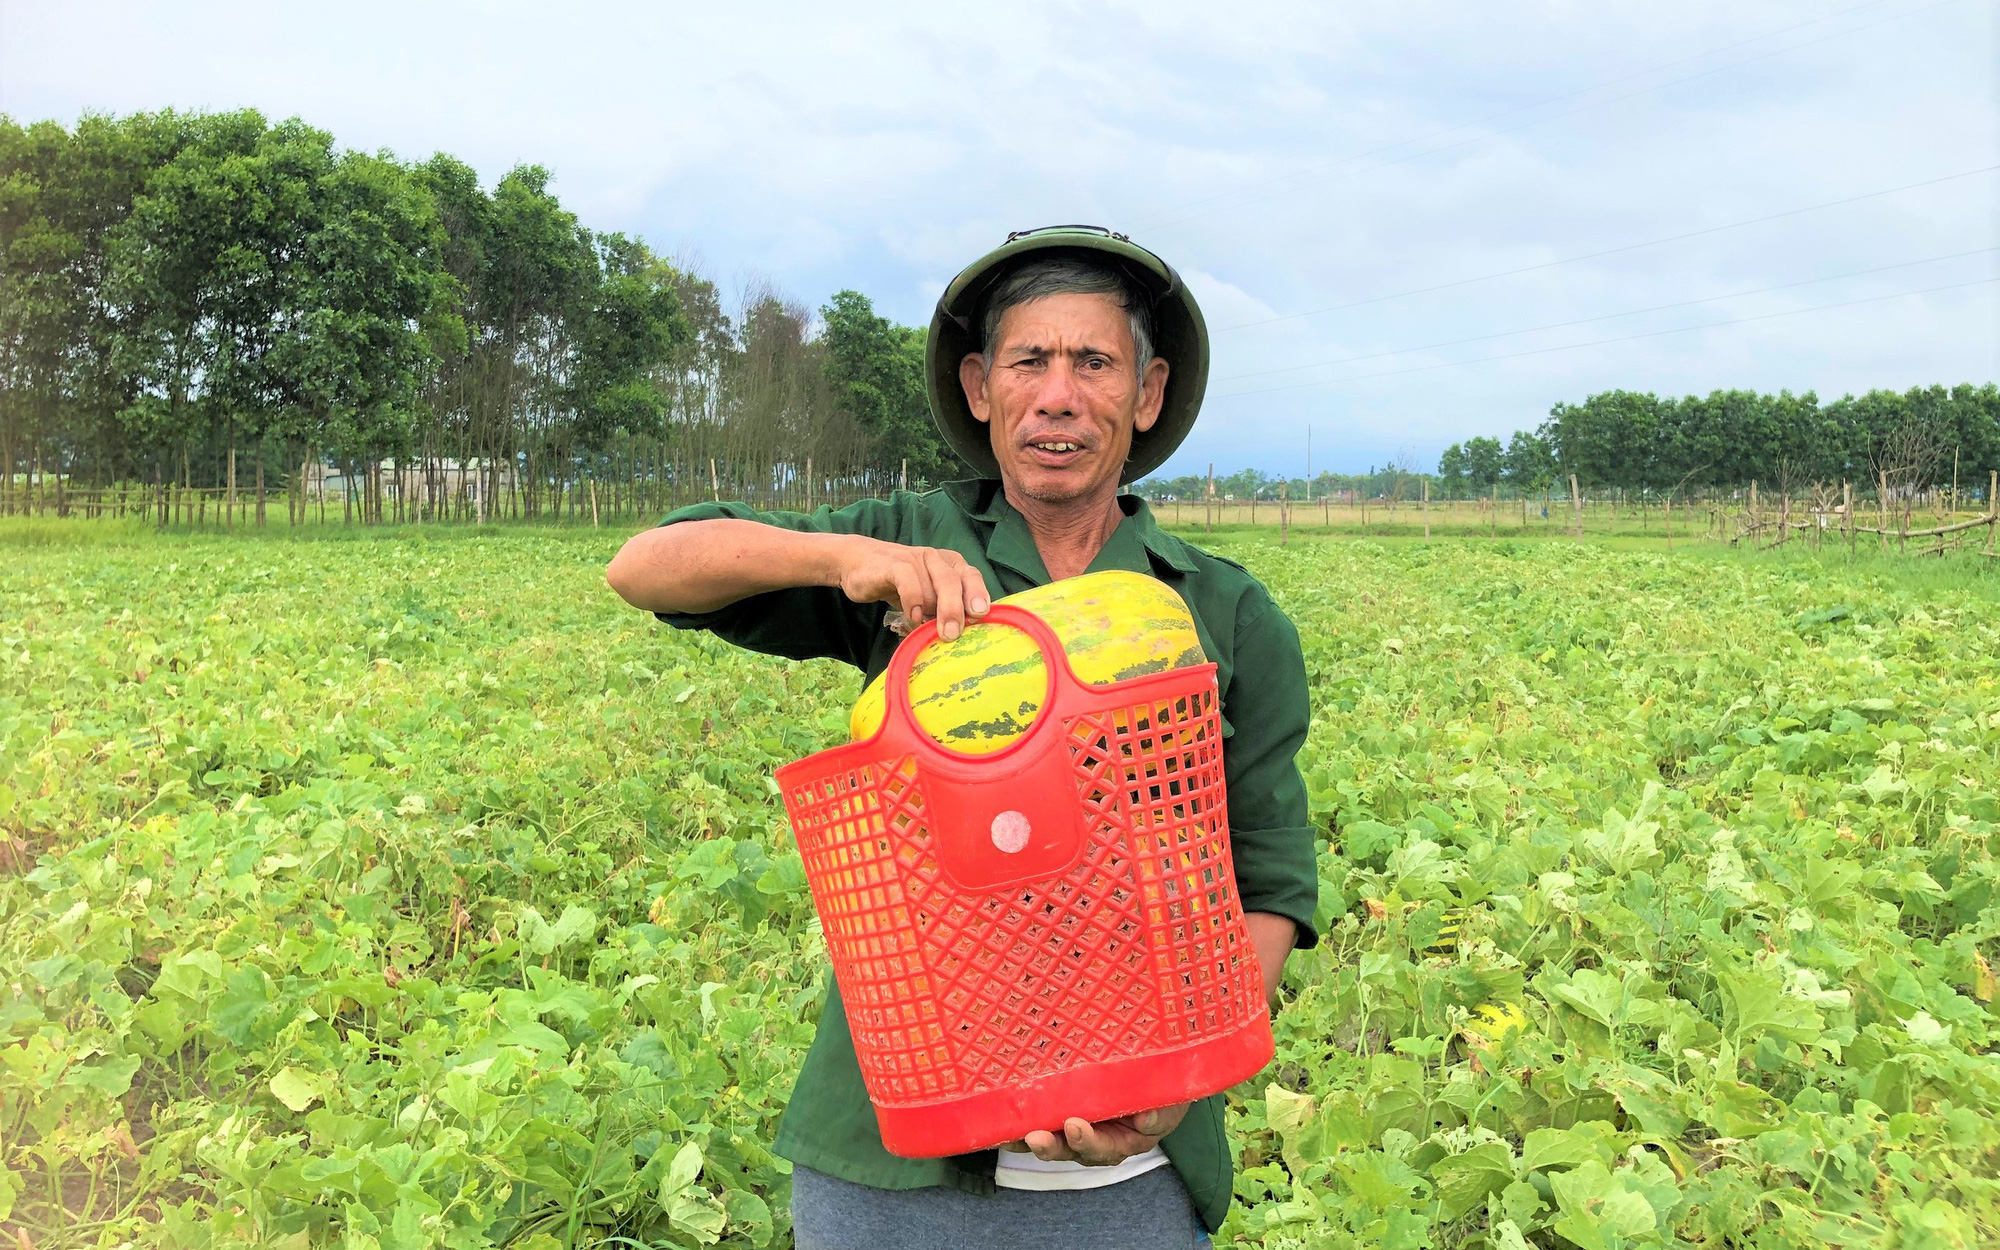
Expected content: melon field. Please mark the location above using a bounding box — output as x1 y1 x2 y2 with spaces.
4 524 1999 1250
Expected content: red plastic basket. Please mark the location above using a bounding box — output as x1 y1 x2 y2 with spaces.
775 603 1273 1158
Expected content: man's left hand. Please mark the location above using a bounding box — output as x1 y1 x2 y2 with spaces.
1003 1103 1188 1166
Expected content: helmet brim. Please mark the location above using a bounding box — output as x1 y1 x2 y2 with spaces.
926 230 1208 485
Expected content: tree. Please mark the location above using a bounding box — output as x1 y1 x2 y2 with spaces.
567 233 688 449
1463 436 1504 493
1436 443 1467 498
1503 429 1556 495
1 111 189 495
270 146 450 474
103 110 286 468
819 289 957 485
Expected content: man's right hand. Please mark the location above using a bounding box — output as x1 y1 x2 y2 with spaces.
834 537 991 641
607 520 993 639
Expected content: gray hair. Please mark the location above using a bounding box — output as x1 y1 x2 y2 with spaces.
979 257 1155 377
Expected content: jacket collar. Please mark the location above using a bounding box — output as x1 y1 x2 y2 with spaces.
940 478 1198 582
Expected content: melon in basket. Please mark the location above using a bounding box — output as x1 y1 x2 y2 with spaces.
848 569 1207 754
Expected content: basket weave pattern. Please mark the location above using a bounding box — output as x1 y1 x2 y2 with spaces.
782 684 1261 1107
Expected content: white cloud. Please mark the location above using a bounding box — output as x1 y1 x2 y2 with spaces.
5 0 1993 474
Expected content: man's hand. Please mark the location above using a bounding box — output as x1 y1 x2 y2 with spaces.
1001 1103 1188 1166
606 521 989 636
835 537 990 641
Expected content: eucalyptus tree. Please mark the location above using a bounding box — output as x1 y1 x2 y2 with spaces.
819 289 953 485
1 110 191 495
104 111 324 487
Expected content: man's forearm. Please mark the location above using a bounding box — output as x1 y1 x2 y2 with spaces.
1247 912 1297 1004
606 519 853 614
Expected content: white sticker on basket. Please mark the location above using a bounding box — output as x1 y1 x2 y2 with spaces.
990 810 1031 853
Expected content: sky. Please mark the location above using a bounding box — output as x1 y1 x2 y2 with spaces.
4 0 1996 478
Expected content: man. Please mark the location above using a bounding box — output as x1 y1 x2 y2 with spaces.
607 226 1317 1248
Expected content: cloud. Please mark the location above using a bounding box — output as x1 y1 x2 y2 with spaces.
6 0 1994 474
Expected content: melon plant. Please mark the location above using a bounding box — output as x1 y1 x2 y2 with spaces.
848 569 1207 753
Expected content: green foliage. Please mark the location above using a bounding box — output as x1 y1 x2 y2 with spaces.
5 528 2000 1248
818 290 958 484
1539 385 1999 493
0 112 940 508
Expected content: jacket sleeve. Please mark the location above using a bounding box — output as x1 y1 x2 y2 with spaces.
651 497 906 671
1221 590 1321 949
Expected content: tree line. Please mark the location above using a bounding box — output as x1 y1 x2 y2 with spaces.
1136 464 1441 505
0 109 957 523
1434 383 1999 501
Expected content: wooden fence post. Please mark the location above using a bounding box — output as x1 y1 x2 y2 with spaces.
1987 470 1998 556
1422 478 1430 541
1843 480 1853 556
1279 480 1289 547
1878 471 1889 552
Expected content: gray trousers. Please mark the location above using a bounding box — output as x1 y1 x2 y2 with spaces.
789 1164 1210 1250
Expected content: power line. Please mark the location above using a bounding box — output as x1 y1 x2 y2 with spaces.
1134 0 1956 235
1211 275 2000 400
1215 164 2000 332
1218 246 2000 382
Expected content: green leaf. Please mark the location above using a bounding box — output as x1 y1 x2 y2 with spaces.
1430 1142 1515 1218
1521 1122 1618 1174
1549 969 1626 1027
152 949 225 999
1705 1080 1784 1136
269 1066 324 1112
669 1190 726 1245
723 1189 773 1247
1549 1161 1661 1250
494 1021 571 1053
1718 965 1822 1045
1501 1179 1544 1227
547 903 598 947
1265 1084 1315 1139
755 853 808 895
663 1139 704 1198
64 1054 141 1097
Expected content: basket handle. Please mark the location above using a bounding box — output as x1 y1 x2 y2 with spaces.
882 603 1078 764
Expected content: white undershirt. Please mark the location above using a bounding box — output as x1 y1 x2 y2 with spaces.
993 1146 1170 1191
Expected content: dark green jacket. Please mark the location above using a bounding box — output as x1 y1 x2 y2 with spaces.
657 479 1319 1231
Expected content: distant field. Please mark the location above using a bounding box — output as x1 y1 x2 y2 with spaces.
1155 495 2000 545
4 525 1998 1248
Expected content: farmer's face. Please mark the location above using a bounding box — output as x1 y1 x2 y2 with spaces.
959 292 1169 507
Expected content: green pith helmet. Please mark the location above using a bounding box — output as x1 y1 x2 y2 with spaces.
926 225 1209 484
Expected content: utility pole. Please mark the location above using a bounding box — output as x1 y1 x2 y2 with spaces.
1305 426 1312 503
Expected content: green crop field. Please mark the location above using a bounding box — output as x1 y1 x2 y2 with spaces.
4 525 1998 1250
